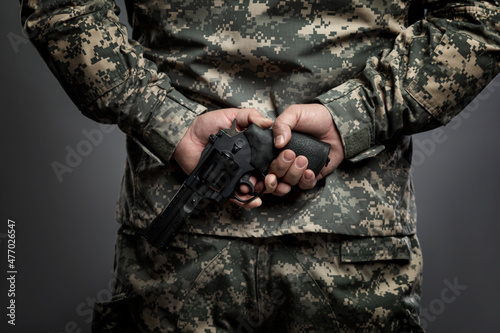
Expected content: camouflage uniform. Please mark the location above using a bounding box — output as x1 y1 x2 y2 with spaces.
20 0 500 331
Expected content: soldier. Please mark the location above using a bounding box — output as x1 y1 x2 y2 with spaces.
20 0 500 332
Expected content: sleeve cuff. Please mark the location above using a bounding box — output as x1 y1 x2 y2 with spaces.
315 79 383 161
140 87 207 163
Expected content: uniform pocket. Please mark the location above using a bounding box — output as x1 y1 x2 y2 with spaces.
340 235 413 263
337 235 424 332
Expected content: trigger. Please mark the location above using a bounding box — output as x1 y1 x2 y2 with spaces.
239 174 255 196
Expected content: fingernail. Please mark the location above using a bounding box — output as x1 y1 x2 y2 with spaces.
283 150 294 162
304 172 314 181
275 135 284 146
295 157 307 169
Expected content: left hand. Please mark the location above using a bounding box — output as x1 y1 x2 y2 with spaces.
173 107 273 209
265 103 345 196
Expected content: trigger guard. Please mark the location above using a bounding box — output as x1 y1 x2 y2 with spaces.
233 172 266 203
239 174 255 196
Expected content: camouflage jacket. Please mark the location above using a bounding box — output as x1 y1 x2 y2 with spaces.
21 0 500 239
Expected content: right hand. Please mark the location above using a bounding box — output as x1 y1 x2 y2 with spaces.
173 108 273 209
265 103 345 196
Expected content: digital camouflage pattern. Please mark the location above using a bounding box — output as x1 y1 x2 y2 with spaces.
92 226 423 332
19 0 499 330
20 0 500 239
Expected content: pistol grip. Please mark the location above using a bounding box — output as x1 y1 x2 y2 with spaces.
243 124 330 176
283 131 330 175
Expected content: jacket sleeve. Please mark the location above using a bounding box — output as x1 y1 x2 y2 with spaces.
315 0 500 160
20 0 207 163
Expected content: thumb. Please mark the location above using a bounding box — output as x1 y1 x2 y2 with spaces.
272 105 302 148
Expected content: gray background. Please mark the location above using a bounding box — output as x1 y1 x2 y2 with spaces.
1 1 499 332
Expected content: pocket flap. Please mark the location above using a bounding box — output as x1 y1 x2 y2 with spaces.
340 236 413 263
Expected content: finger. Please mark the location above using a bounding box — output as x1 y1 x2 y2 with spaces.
264 174 278 194
281 155 308 186
272 105 303 148
273 182 292 197
229 197 262 209
238 183 252 195
234 108 273 129
238 175 259 195
268 149 295 178
297 169 317 190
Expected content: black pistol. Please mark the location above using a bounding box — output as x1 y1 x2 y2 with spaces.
142 119 330 251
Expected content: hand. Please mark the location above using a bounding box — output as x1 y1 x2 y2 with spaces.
265 104 345 196
173 108 273 209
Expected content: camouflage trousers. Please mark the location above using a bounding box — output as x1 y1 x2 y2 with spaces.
92 226 424 332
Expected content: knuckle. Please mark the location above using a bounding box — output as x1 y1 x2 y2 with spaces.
300 178 315 190
285 104 301 114
275 183 291 196
273 121 287 132
283 172 301 186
